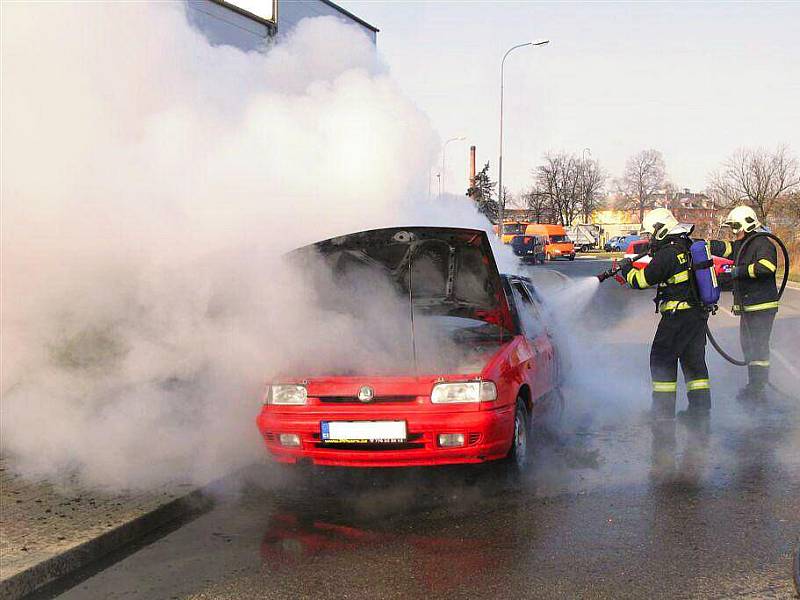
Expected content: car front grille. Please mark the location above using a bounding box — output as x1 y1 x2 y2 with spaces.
317 395 418 404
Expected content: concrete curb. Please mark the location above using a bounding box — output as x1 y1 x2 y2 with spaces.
0 487 213 600
785 280 800 291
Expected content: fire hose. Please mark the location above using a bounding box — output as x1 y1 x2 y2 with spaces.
596 233 794 398
703 231 797 402
596 251 650 283
598 235 798 591
704 231 789 366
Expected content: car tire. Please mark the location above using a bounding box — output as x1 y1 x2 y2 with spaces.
504 398 530 471
545 387 565 428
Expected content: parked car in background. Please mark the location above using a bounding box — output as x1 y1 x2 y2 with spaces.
257 227 563 471
524 224 576 261
493 221 529 244
608 234 642 252
565 224 600 252
624 239 651 266
604 236 624 252
511 234 547 264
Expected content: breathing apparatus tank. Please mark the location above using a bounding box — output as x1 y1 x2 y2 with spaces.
661 222 721 309
689 240 721 307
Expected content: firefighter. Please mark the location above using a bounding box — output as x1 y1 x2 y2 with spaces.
619 208 711 426
710 205 778 402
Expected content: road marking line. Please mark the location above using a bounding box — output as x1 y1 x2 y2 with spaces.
773 349 800 379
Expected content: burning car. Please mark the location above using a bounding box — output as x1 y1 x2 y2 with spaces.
256 227 562 470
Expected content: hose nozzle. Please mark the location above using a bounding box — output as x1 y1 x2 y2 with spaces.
596 268 616 282
596 251 649 284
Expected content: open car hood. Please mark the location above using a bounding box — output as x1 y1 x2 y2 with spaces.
290 227 514 331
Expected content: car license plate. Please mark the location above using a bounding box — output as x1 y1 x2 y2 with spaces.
320 421 407 443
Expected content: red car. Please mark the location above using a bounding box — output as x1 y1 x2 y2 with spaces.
623 239 734 289
256 227 561 470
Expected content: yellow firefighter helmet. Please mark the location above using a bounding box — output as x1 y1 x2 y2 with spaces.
642 208 679 241
723 205 761 234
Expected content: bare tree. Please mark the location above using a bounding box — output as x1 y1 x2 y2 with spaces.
577 158 606 223
708 146 800 224
531 152 606 225
533 152 581 225
782 191 800 222
620 149 667 222
522 187 553 223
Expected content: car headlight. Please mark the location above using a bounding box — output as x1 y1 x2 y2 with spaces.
265 384 307 405
431 381 497 404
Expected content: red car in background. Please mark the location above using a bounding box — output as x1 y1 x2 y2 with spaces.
256 227 562 471
623 239 734 290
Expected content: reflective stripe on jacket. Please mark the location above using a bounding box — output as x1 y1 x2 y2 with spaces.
620 237 699 312
710 232 778 313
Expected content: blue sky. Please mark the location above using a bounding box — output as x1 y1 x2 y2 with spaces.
339 1 800 198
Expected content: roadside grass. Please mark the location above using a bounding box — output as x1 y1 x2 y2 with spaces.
588 252 624 260
779 270 800 284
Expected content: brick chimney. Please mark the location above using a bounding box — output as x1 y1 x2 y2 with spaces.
469 145 476 189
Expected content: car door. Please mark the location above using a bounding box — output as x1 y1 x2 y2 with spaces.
509 280 553 407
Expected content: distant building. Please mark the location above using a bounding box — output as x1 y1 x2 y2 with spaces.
186 0 378 51
589 209 641 243
652 188 719 237
652 188 712 210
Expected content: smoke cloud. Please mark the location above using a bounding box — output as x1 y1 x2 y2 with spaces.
0 3 485 488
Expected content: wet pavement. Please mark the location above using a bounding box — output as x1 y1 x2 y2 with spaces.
48 258 800 599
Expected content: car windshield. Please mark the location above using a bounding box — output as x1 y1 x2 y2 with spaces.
549 235 569 243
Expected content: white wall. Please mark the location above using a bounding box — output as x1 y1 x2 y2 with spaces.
278 0 376 44
186 0 272 52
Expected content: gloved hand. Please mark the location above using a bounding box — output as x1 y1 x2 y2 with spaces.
730 265 743 280
618 257 633 275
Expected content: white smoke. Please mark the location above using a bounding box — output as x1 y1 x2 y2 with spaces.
0 3 471 488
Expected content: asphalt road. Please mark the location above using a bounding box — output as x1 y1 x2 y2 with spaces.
49 256 800 600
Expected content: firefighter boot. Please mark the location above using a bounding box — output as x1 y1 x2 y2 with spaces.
650 418 676 476
677 406 711 433
736 384 766 405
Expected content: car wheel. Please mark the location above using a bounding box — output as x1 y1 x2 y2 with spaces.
505 398 530 471
545 387 565 428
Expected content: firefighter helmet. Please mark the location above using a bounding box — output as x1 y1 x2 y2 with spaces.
642 208 679 241
723 205 760 234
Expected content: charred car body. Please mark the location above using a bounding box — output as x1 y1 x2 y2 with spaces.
256 227 561 469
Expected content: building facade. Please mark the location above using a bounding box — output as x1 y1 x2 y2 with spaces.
186 0 377 51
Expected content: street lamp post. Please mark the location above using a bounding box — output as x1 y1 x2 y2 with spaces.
497 39 549 237
441 136 466 200
581 148 592 224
